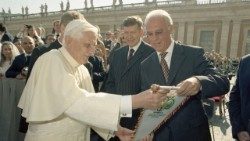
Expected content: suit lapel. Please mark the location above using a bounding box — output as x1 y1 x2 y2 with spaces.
167 42 186 85
119 47 129 76
143 52 167 86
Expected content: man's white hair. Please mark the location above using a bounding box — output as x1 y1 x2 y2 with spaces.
63 19 98 42
144 9 173 26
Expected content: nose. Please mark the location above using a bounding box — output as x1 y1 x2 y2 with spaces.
149 34 158 43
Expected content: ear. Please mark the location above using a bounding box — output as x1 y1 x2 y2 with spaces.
64 35 72 46
168 25 174 34
140 28 144 37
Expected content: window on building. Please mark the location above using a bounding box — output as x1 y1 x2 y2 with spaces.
245 30 250 55
245 43 250 55
247 30 250 37
199 30 214 52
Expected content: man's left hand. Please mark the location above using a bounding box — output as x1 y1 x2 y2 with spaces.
176 77 201 96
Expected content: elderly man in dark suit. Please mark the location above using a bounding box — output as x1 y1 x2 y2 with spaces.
141 9 230 141
229 54 250 141
0 23 14 43
5 36 34 78
102 16 155 140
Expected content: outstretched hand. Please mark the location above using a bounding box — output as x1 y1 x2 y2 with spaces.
114 126 135 141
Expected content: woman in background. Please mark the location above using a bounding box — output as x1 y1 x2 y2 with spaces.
0 41 20 78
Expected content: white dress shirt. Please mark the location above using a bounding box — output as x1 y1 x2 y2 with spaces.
156 38 174 68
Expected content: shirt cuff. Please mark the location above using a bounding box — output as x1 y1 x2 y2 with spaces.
120 96 132 117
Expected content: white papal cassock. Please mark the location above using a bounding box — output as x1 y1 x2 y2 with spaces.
18 47 132 141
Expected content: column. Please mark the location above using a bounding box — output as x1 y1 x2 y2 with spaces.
177 22 185 43
230 20 241 58
220 20 230 56
186 21 195 45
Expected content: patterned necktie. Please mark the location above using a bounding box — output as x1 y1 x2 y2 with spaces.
160 52 169 81
127 48 135 61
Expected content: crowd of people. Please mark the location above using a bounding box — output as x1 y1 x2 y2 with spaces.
0 9 249 141
204 50 240 80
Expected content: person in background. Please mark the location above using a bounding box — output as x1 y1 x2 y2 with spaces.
26 25 44 46
5 36 35 79
0 41 20 78
141 9 230 141
88 46 106 92
36 26 46 40
229 54 250 141
0 23 14 43
52 20 61 39
103 31 112 50
44 34 56 45
13 37 25 54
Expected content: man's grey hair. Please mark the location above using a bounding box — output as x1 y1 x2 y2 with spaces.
63 19 98 42
144 9 173 26
60 11 84 26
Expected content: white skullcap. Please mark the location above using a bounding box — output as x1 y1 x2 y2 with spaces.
63 19 98 40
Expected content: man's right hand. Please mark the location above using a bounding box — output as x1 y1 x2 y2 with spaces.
132 89 169 109
238 131 250 141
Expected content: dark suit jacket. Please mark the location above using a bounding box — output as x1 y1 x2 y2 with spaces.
88 55 106 92
5 54 30 78
1 31 14 42
141 42 230 141
103 41 155 130
229 54 250 139
107 43 121 65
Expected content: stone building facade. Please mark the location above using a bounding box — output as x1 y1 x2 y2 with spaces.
1 0 250 58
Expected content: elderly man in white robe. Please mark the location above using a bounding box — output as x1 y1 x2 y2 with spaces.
18 19 168 141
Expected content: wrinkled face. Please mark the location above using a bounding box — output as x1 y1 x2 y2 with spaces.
146 17 172 52
67 31 97 64
1 44 12 59
22 37 35 54
123 24 143 47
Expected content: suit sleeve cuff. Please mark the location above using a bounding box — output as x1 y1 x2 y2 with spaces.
120 96 132 117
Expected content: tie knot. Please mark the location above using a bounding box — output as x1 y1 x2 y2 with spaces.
160 52 168 59
129 49 135 54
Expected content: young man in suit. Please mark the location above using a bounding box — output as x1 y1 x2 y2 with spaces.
229 54 250 141
141 9 230 141
5 36 35 78
102 16 155 140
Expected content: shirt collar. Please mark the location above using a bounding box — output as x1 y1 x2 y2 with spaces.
157 38 174 56
129 38 142 53
59 46 80 69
